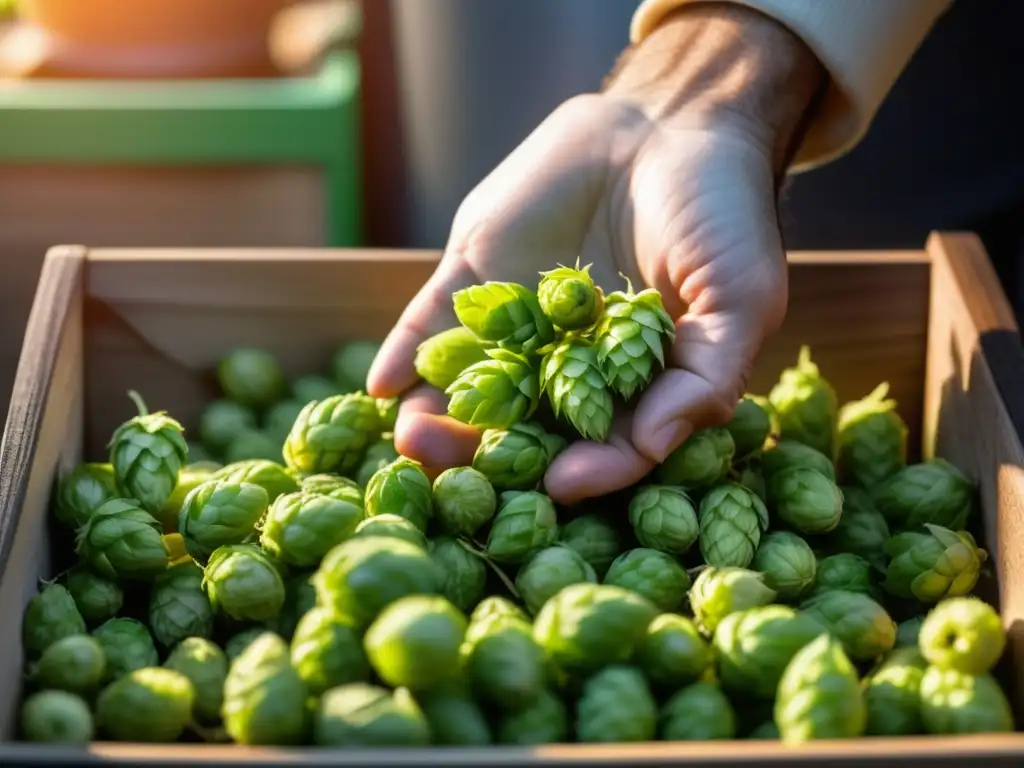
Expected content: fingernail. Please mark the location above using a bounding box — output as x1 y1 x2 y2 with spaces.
648 419 692 463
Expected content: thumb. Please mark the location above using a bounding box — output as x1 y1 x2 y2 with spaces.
631 259 787 463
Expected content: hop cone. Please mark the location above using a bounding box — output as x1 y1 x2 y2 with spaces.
108 391 188 516
365 457 434 532
95 667 195 743
537 263 604 331
603 548 691 612
751 531 817 600
689 567 776 636
446 348 540 429
836 382 908 488
726 396 773 459
919 666 1014 734
595 282 675 400
283 393 382 476
863 647 927 736
768 345 837 457
697 483 769 568
148 561 214 648
871 458 975 533
657 427 735 489
23 584 86 658
825 486 890 570
540 337 613 442
75 498 169 581
799 589 897 661
55 463 118 530
884 524 986 602
452 281 554 356
661 682 737 740
627 485 699 554
472 422 566 491
575 666 657 743
414 326 491 391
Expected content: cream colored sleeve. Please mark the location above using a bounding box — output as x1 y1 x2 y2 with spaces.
631 0 954 171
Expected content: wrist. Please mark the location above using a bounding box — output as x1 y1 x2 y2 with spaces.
604 2 826 173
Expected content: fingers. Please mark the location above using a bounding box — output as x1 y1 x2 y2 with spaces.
391 384 481 474
544 412 655 506
366 256 480 400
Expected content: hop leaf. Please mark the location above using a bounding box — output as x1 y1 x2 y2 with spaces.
446 348 540 429
540 337 613 442
595 281 675 400
453 282 554 356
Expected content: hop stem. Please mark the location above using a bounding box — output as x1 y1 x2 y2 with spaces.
456 538 521 600
127 389 149 418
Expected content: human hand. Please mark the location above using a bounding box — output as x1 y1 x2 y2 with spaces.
367 3 824 505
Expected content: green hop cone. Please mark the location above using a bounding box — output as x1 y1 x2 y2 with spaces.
430 536 488 613
292 375 345 404
461 612 547 711
313 536 442 628
540 337 614 441
225 628 265 662
576 666 657 743
713 605 827 699
298 472 359 499
95 667 195 743
603 548 691 612
222 632 310 745
769 466 844 535
775 633 867 743
364 595 468 691
514 546 597 616
224 428 282 464
485 490 558 564
199 399 257 454
657 427 736 489
212 458 299 502
495 688 569 745
36 635 106 695
92 618 158 682
628 485 699 555
537 262 604 331
813 553 881 600
414 686 492 746
108 391 188 515
177 480 268 562
452 281 555 356
218 348 287 410
365 457 434 532
557 514 623 579
290 606 370 696
160 464 218 531
260 490 364 568
472 421 566 491
871 459 976 533
354 438 399 488
918 596 1006 675
331 340 381 391
919 666 1014 734
414 326 492 391
752 531 818 601
689 566 777 636
164 637 228 724
148 561 214 648
697 482 769 568
761 439 836 483
264 400 307 444
637 613 712 688
595 280 675 400
768 345 838 456
532 583 658 676
800 589 897 661
75 498 169 580
447 348 540 430
897 616 925 647
314 683 430 747
884 524 986 602
432 466 497 536
660 682 737 740
63 565 122 626
23 584 87 658
836 382 909 488
55 462 118 529
202 544 285 622
20 691 94 744
283 393 383 476
863 646 927 736
352 513 428 548
825 486 891 569
727 396 773 459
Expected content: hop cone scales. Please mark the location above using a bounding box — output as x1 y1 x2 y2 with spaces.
596 283 675 400
446 348 540 429
540 338 613 442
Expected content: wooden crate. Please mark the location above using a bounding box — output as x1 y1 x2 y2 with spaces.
0 233 1023 765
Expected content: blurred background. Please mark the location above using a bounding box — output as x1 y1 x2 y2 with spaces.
0 0 1021 406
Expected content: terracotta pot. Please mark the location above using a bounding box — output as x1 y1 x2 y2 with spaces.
18 0 298 77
